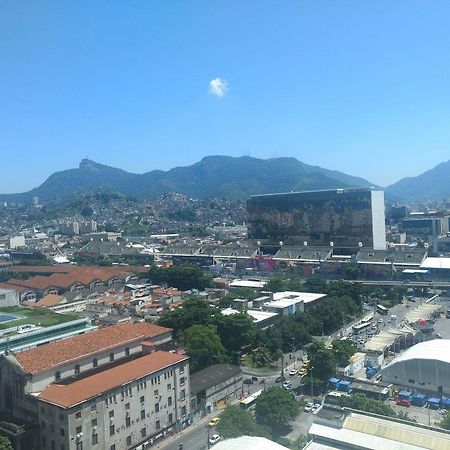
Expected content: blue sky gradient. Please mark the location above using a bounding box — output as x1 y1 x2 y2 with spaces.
1 1 450 192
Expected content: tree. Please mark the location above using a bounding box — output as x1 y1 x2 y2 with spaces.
255 387 300 430
158 297 217 334
250 347 273 368
303 276 328 293
440 410 450 430
0 437 13 450
80 205 94 218
339 393 396 417
266 276 289 293
216 405 268 438
215 313 256 360
184 325 226 372
147 264 213 291
307 341 336 382
332 339 356 366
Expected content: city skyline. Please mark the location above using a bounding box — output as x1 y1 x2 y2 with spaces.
2 1 450 192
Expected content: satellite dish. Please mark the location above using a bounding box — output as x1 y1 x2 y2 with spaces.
330 242 334 247
279 241 284 247
304 241 308 246
358 242 363 247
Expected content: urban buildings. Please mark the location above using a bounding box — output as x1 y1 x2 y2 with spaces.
0 321 190 450
247 188 386 250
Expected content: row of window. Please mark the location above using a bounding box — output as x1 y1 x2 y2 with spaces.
54 349 132 381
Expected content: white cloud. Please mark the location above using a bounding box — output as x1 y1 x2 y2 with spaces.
209 77 229 97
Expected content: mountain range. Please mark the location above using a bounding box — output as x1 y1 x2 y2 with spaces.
0 156 448 202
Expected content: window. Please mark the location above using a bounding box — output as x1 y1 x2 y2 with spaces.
59 413 64 422
92 433 98 445
61 445 65 450
60 428 64 437
50 424 55 433
93 358 98 368
180 389 185 401
168 413 173 423
110 446 116 450
155 403 160 413
74 364 80 375
126 416 131 427
140 395 145 404
168 396 172 406
167 383 172 391
76 443 83 450
180 377 185 386
92 418 97 427
180 365 184 374
141 409 145 420
126 436 132 446
109 410 114 418
76 426 82 434
154 389 159 398
75 411 82 419
42 437 46 448
181 406 187 416
125 402 130 410
41 421 45 429
125 347 130 356
51 440 56 450
141 427 146 438
55 371 61 381
156 420 160 430
109 352 114 362
91 404 97 413
109 424 115 436
41 406 45 414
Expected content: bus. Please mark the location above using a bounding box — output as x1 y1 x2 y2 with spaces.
352 322 371 335
376 304 389 315
240 389 263 410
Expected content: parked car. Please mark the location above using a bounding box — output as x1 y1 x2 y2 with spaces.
289 369 298 376
209 434 221 445
251 376 258 381
275 376 285 383
282 380 292 389
208 417 220 427
304 402 313 412
396 399 411 407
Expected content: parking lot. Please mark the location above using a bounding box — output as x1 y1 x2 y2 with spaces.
390 399 445 427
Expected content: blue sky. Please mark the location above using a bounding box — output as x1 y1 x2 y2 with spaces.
1 1 450 193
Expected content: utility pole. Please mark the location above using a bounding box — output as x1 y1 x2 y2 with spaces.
310 366 314 398
291 338 296 369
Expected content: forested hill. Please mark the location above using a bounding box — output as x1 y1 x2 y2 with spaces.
0 155 376 203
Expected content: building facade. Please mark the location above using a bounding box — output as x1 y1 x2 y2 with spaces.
247 188 386 250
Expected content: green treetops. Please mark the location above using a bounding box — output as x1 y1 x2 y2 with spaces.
255 387 300 430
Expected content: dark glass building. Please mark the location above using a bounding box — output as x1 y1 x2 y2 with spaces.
247 188 386 250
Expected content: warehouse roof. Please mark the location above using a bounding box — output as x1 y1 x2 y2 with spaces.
384 340 450 368
190 364 241 395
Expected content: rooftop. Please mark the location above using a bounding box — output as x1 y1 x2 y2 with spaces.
384 340 450 369
38 351 188 408
190 363 241 395
14 321 171 375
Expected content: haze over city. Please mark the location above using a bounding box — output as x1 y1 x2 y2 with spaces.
2 1 450 192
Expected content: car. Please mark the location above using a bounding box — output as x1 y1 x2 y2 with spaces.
282 380 292 389
208 417 220 427
289 369 298 376
209 434 221 445
243 379 254 385
275 376 285 383
299 369 307 377
251 376 258 381
313 403 321 410
396 399 411 407
304 404 312 412
378 318 383 323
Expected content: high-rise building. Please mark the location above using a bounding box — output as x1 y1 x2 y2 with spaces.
247 188 386 250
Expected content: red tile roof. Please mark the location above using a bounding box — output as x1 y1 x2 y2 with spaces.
15 322 171 375
38 351 188 408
